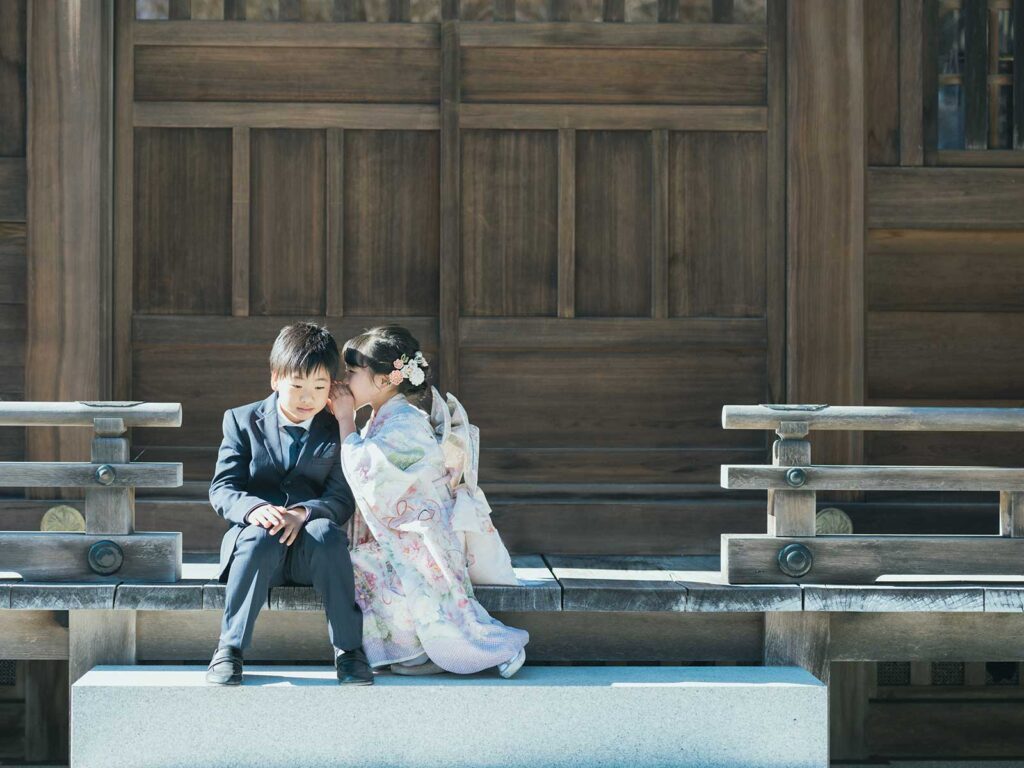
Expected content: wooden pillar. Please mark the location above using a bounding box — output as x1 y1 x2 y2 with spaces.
68 610 136 687
786 0 865 470
26 0 114 495
23 660 69 763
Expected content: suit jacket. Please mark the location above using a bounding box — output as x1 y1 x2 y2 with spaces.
209 392 355 582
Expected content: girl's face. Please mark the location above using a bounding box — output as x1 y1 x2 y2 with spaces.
271 365 331 423
344 360 394 409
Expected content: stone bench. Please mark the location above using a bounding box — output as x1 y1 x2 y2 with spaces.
72 664 828 768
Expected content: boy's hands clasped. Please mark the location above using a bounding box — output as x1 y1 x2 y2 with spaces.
249 504 307 546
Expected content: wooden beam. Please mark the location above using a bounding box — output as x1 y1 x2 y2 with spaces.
724 464 1024 492
26 0 115 497
1001 492 1024 537
0 532 181 582
460 104 767 131
133 21 438 46
786 0 865 469
0 611 68 660
725 534 1024 584
723 403 1024 432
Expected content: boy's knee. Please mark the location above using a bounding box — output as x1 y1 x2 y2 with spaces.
304 518 345 546
236 524 282 554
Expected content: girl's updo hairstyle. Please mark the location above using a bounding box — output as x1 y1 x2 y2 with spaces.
343 325 431 398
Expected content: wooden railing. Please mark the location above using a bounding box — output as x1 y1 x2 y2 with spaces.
719 404 1024 584
0 402 183 582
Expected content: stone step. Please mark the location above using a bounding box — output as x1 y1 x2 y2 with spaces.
72 665 827 768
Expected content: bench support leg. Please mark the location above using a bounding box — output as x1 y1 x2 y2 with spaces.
69 610 136 687
764 611 830 683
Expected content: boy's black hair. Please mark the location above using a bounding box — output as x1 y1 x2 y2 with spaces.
269 322 340 379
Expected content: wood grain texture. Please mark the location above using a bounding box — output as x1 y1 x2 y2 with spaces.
23 659 68 763
764 611 830 684
26 0 112 496
1 532 181 582
899 0 924 164
460 346 767 449
250 129 325 315
786 0 865 469
134 128 233 315
0 159 25 222
68 609 135 685
461 130 558 317
865 0 899 165
342 131 439 315
830 612 1024 660
439 19 460 394
135 46 440 103
461 48 766 104
725 534 1024 584
231 127 250 317
867 311 1024 399
574 131 651 317
0 612 68 660
458 21 767 48
113 0 134 402
668 131 766 317
133 21 438 47
868 168 1024 229
724 464 1024 492
135 101 440 130
0 0 26 157
459 104 767 130
867 229 1024 312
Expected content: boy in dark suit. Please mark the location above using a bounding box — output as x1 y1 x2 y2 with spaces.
205 322 371 686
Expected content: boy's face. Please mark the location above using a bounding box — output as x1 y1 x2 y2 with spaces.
271 365 331 423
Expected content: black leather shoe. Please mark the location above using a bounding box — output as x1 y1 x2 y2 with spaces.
335 646 374 685
206 645 244 686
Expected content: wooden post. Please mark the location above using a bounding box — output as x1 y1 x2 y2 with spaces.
764 611 831 685
786 0 865 473
772 422 815 536
69 610 136 687
85 417 133 535
1000 491 1024 537
26 0 114 495
23 660 68 763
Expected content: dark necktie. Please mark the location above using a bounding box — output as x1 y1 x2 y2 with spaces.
283 425 306 472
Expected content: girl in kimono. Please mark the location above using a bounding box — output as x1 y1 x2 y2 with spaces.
328 325 529 678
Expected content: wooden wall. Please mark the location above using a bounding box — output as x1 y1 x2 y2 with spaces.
115 0 781 555
0 0 26 491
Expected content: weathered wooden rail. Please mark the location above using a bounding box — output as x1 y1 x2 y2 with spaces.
720 404 1024 584
0 402 183 584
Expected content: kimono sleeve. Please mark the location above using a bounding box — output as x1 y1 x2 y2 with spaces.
339 413 447 533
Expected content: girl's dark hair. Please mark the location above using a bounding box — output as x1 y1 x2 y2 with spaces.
343 325 431 397
269 322 340 379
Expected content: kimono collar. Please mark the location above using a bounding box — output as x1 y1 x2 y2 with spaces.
366 393 408 434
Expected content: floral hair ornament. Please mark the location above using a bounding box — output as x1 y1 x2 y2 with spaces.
388 351 428 387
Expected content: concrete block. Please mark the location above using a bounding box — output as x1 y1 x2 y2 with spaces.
73 665 827 768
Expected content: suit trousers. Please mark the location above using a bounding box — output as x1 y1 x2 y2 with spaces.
219 518 363 652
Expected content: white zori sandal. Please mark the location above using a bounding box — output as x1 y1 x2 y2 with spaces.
497 648 526 679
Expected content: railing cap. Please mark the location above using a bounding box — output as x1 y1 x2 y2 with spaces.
0 402 182 428
722 404 1024 433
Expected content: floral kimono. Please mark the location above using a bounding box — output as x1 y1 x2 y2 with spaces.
340 388 529 672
